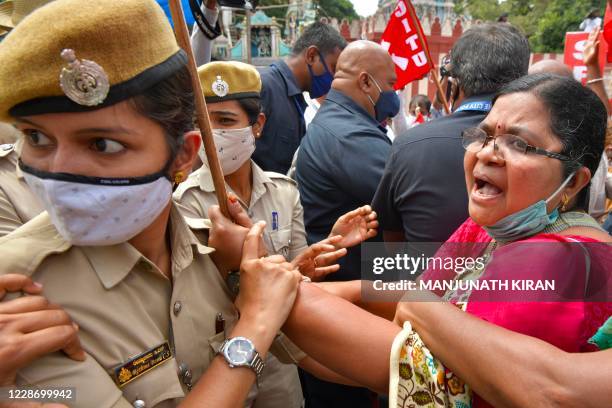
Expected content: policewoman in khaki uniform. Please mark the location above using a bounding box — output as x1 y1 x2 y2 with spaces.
174 61 380 407
177 62 307 408
175 62 380 280
0 0 315 406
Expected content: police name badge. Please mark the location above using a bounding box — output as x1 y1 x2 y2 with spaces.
59 49 110 107
113 342 173 387
212 75 229 98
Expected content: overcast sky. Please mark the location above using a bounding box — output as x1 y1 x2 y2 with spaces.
349 0 379 17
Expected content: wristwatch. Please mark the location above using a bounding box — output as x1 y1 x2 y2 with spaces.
218 337 265 378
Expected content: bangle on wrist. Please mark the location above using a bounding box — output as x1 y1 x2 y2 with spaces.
587 77 604 85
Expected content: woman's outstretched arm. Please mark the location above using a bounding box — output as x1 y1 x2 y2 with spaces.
283 282 401 394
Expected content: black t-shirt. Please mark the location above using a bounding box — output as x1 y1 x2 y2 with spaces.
372 95 494 243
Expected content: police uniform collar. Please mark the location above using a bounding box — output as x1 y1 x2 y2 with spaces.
81 241 143 289
249 161 275 208
198 160 275 193
82 204 213 289
272 60 302 97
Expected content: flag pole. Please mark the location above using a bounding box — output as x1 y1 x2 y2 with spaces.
430 68 451 114
168 0 230 218
406 1 450 114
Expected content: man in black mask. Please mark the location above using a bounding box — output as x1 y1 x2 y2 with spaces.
295 40 398 407
254 22 347 174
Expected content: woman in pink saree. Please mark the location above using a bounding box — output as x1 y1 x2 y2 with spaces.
401 74 612 406
422 73 611 356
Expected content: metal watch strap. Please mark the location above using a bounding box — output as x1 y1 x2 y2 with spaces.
250 351 265 378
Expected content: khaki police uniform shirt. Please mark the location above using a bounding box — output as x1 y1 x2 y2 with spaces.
0 205 304 408
174 161 308 261
0 143 44 236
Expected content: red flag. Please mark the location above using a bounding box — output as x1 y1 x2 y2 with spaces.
564 32 608 84
604 4 612 62
380 0 433 90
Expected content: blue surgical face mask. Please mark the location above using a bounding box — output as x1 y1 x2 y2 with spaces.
366 74 400 123
483 173 575 243
307 50 333 99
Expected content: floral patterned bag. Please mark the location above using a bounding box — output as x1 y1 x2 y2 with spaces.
389 322 472 408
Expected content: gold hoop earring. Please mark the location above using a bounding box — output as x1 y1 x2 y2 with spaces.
560 193 570 212
174 171 185 185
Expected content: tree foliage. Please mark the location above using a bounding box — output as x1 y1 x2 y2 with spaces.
315 0 358 21
257 0 287 21
257 0 358 22
454 0 606 53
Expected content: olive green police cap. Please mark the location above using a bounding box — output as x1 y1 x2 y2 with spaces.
0 0 187 122
198 61 262 103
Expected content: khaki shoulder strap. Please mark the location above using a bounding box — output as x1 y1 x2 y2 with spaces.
0 212 71 276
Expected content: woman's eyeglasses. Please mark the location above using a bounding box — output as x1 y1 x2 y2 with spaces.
461 127 570 161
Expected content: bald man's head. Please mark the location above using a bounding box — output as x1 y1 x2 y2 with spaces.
332 40 398 121
528 60 574 78
335 40 395 79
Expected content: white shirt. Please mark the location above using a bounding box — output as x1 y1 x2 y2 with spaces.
580 17 602 33
190 5 219 67
303 92 320 129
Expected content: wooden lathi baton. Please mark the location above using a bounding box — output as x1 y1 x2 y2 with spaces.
406 1 450 114
168 0 230 218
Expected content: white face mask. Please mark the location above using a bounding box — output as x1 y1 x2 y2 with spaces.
21 162 172 246
200 126 255 175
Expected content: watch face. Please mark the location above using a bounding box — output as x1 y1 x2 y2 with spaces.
226 338 254 365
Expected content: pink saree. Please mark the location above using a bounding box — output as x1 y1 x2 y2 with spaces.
421 217 612 408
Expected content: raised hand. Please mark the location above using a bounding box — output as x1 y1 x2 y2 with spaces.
583 26 601 67
329 205 379 249
291 236 347 281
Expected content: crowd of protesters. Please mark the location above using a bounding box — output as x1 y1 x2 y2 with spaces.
0 0 610 407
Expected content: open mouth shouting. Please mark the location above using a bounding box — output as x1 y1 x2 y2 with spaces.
471 172 504 203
